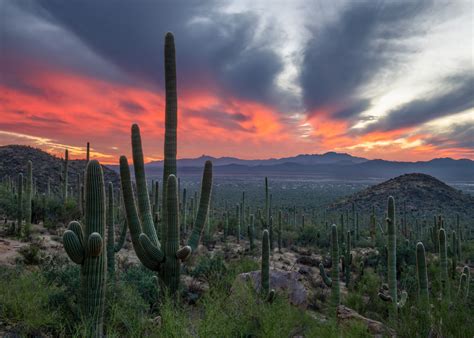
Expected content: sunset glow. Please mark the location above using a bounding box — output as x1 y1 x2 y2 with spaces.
1 0 473 163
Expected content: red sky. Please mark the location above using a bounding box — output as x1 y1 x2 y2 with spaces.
1 1 472 164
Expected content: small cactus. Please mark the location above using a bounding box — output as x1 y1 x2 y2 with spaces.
416 242 429 302
24 161 32 237
457 266 469 300
319 224 340 310
341 230 352 286
261 229 275 302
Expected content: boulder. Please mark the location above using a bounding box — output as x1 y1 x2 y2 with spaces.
235 269 308 308
337 305 395 336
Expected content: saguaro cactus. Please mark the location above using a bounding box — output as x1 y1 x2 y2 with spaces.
120 125 212 296
458 266 469 300
62 149 69 203
439 228 449 299
261 229 275 302
106 182 126 277
24 161 32 236
248 214 255 251
16 173 23 235
416 242 429 302
278 210 282 252
161 32 178 240
378 196 407 317
63 160 106 337
319 224 340 309
341 230 352 286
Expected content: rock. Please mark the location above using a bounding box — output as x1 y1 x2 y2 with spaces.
337 305 395 336
235 269 308 308
296 255 320 267
150 315 162 328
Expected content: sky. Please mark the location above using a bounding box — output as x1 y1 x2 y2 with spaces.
1 0 473 164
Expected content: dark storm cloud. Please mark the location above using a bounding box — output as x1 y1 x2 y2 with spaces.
186 107 254 132
425 123 474 151
364 74 474 133
119 100 146 115
300 1 430 116
4 0 284 107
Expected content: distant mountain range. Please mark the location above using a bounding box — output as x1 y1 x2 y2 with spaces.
142 152 474 182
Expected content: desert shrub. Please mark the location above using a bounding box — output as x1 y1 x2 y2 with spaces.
190 252 228 288
296 224 320 247
17 242 44 265
43 197 80 229
0 267 65 336
120 264 160 309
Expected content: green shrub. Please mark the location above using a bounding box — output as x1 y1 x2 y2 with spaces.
0 267 64 336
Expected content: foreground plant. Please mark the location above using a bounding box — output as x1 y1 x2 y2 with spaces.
119 33 212 298
62 160 106 337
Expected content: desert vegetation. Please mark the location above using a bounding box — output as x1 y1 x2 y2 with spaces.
0 32 472 338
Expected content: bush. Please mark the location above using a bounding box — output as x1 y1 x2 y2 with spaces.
0 267 64 336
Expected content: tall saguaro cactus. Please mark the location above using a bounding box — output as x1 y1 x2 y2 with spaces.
16 173 23 235
63 160 106 337
106 182 126 277
378 196 407 317
62 149 69 203
416 242 429 302
161 32 178 240
342 230 352 286
439 228 449 299
319 224 340 309
24 161 32 236
261 229 275 302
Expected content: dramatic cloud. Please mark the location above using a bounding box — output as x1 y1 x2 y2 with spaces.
1 0 473 161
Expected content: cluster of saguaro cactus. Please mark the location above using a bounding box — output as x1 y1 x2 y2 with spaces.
319 224 340 310
261 229 275 302
378 196 407 317
341 230 352 286
63 160 106 337
119 33 212 298
106 182 127 277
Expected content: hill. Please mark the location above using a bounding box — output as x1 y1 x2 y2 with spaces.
329 173 474 221
139 153 474 182
0 145 120 195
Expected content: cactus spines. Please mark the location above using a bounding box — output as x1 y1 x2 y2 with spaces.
416 242 429 302
62 149 69 203
161 31 178 239
379 196 407 315
24 160 32 236
63 160 106 337
319 224 340 309
342 230 352 286
439 228 449 299
261 229 274 301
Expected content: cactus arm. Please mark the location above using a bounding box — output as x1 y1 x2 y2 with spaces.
114 220 127 253
87 232 103 257
319 263 332 287
63 230 85 264
131 124 159 245
119 156 161 270
139 233 165 263
187 161 213 251
378 292 392 302
68 220 85 247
